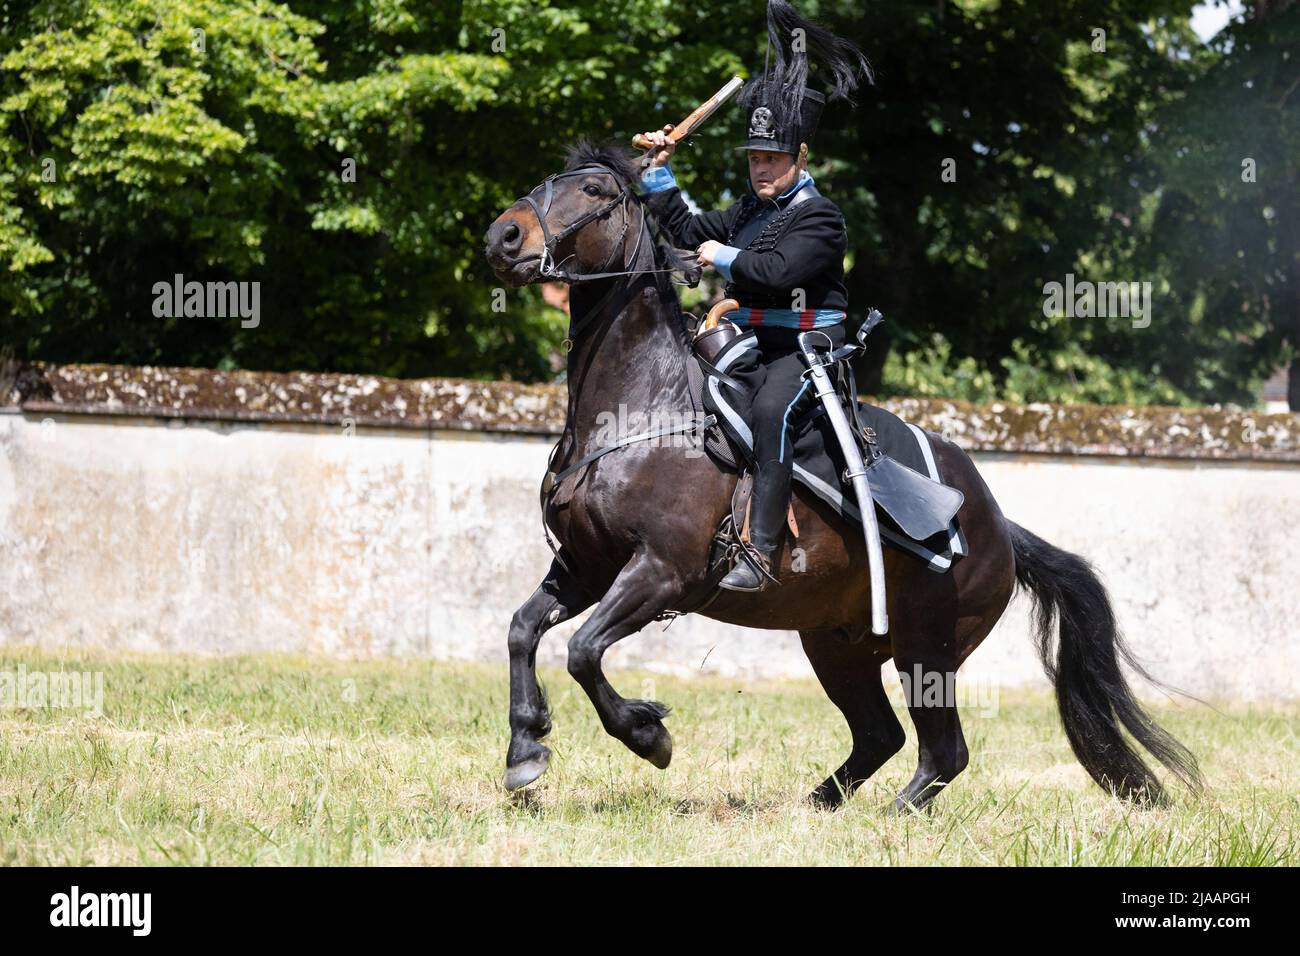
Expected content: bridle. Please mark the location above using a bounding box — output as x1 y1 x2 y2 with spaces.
520 163 647 284
517 162 686 347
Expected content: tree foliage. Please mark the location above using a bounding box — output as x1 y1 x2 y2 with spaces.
1 0 1296 406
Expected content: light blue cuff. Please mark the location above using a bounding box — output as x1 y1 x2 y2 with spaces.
712 245 742 282
640 164 678 193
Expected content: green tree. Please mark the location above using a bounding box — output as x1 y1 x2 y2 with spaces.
0 0 741 379
2 0 1294 409
1143 0 1299 406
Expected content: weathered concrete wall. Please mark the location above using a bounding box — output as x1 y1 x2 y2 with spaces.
2 363 1298 701
436 430 1300 701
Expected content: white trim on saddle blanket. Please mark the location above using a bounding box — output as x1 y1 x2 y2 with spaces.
705 333 968 573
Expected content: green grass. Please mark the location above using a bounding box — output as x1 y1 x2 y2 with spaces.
0 648 1295 866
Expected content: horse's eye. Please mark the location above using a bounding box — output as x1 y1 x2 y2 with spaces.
583 183 601 197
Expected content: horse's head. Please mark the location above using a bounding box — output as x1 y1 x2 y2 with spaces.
484 142 645 288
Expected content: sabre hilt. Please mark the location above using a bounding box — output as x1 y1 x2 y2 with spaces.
797 329 837 369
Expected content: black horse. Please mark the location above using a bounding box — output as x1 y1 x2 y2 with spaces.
483 142 1200 812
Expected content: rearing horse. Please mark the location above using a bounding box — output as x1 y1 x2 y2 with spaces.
483 142 1200 812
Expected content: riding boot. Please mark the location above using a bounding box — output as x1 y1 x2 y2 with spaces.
719 459 792 593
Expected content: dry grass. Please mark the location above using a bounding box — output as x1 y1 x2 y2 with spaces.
0 648 1294 865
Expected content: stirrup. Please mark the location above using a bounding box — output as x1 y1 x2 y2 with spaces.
719 544 779 593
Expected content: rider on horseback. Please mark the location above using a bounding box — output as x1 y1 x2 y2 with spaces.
637 1 871 592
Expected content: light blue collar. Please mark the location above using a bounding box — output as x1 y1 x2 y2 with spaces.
779 169 814 199
747 169 815 204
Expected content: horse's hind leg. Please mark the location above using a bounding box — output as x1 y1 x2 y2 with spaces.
889 663 969 815
800 631 906 810
886 438 1017 814
504 557 594 791
888 561 1012 813
889 609 974 813
566 552 682 768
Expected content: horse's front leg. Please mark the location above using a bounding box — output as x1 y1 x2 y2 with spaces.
566 552 683 769
504 556 594 791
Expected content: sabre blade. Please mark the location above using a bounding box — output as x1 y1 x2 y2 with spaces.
798 333 890 636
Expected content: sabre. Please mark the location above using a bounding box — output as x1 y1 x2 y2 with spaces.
798 323 889 636
632 76 745 155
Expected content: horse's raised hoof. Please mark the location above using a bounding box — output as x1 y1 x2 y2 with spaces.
624 700 673 769
644 727 673 769
504 751 550 791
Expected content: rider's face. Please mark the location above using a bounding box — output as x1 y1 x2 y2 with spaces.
748 149 802 201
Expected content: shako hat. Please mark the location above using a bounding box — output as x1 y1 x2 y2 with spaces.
736 0 873 155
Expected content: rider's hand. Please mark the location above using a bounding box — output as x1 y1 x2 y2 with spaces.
641 124 676 167
695 240 723 267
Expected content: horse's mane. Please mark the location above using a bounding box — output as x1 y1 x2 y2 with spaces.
560 139 703 304
562 140 643 185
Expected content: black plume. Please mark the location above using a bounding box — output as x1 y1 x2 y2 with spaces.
761 0 873 122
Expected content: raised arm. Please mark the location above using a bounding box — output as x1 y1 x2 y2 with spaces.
636 124 736 248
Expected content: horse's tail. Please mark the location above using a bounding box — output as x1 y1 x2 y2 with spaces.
1008 521 1202 804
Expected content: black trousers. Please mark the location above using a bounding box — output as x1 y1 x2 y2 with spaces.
731 323 846 551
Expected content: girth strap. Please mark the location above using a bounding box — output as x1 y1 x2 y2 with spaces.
542 413 718 496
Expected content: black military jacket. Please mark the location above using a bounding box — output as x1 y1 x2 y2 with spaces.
644 175 849 315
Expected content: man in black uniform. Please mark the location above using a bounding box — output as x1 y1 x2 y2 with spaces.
637 1 871 591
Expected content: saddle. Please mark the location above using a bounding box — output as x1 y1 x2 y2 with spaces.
537 307 969 620
684 313 968 574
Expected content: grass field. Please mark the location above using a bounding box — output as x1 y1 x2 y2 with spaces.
0 648 1294 866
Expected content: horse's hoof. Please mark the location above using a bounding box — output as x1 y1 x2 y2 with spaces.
644 729 673 769
504 754 550 791
886 796 926 817
807 784 848 811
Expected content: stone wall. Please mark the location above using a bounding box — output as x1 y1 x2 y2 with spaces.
2 362 1297 701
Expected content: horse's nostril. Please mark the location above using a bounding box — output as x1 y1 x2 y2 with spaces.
502 222 521 247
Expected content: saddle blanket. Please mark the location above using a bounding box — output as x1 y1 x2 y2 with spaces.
699 330 968 572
